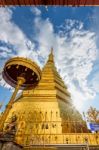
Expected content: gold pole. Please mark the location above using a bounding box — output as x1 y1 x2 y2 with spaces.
0 77 25 131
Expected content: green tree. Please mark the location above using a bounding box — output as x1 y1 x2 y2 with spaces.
87 107 99 123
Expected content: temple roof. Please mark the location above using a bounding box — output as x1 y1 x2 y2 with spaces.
0 0 98 6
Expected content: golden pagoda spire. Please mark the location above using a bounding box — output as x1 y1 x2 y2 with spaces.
48 47 54 62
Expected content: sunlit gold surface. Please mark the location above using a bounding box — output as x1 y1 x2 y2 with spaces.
1 51 99 149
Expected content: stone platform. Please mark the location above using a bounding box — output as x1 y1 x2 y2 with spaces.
0 140 23 150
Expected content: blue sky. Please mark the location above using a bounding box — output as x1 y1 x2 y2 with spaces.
0 6 99 113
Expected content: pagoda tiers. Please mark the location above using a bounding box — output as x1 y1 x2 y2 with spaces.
1 50 99 149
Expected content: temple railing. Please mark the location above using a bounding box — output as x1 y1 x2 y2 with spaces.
3 120 99 146
15 133 99 146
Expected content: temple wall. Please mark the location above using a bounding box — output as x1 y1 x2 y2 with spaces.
4 99 62 145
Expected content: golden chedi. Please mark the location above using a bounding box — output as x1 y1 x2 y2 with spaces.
0 49 99 150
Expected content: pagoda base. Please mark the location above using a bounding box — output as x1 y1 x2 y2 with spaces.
24 144 99 150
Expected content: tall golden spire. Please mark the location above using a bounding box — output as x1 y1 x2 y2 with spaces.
48 47 54 62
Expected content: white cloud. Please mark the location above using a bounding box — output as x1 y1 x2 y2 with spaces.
0 8 98 112
0 8 41 89
32 14 97 111
31 7 41 16
0 8 36 58
33 17 56 59
90 72 99 93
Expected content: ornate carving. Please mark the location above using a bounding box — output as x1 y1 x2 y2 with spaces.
0 115 17 141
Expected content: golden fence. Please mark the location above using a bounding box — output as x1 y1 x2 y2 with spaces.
15 133 99 146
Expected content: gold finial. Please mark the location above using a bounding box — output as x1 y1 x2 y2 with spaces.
51 47 53 54
48 47 54 62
